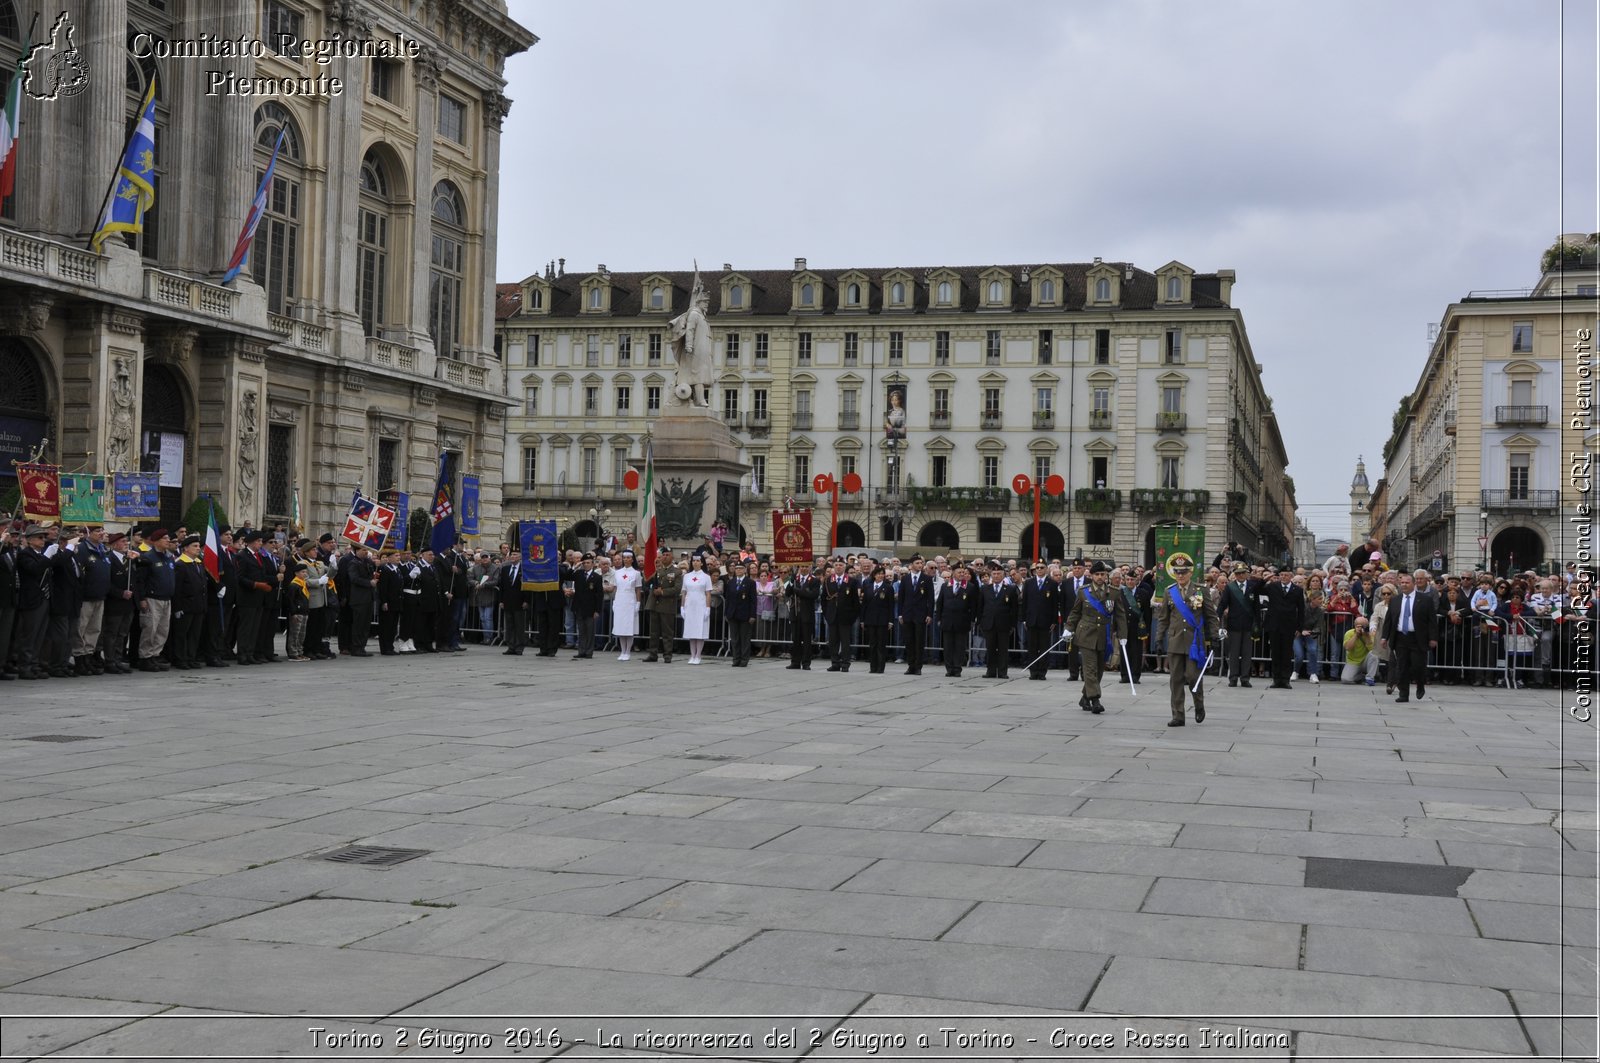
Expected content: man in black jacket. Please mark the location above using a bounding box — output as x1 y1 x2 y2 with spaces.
12 526 50 679
0 524 18 679
936 565 980 677
724 559 757 666
1020 560 1062 681
133 529 175 672
821 561 861 672
860 566 896 673
898 555 935 675
571 554 604 659
1262 567 1304 689
979 564 1020 679
377 548 403 654
170 535 209 668
413 548 442 652
45 529 82 678
234 530 271 665
343 544 377 657
72 526 111 675
99 531 137 674
203 527 235 667
785 565 820 670
1381 571 1436 703
1218 562 1260 688
498 549 528 655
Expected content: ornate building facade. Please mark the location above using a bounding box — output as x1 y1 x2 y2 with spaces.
0 0 533 531
497 257 1299 564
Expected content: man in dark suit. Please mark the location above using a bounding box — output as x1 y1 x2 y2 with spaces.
936 565 980 676
785 564 820 670
897 555 935 675
1262 567 1304 689
1218 562 1260 688
821 561 861 672
1381 571 1436 703
342 544 377 657
861 566 896 673
498 548 528 655
233 529 271 666
571 554 604 659
1060 559 1087 679
979 564 1020 679
377 547 404 654
724 559 758 666
1020 559 1062 680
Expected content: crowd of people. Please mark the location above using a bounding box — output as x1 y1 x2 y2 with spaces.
2 521 1591 721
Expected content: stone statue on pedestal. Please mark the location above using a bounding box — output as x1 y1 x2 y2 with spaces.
668 267 713 408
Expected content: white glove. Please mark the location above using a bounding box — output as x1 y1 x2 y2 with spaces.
44 544 58 558
217 586 227 599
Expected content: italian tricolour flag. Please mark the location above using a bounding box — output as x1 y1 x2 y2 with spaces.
203 499 222 581
0 47 25 205
641 443 657 579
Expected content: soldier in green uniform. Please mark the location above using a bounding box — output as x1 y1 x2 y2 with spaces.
644 547 682 663
1152 558 1219 726
1065 560 1127 714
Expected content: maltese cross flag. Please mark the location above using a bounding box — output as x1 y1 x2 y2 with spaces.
342 494 397 549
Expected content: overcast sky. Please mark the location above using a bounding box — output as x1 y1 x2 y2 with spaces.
496 0 1597 540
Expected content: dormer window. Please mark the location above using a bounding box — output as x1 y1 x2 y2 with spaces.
729 285 744 309
1039 279 1054 302
650 286 664 310
937 281 951 303
801 283 815 306
529 288 542 310
988 280 1003 302
891 281 905 304
1095 278 1110 301
846 282 861 306
588 288 602 309
1166 276 1181 301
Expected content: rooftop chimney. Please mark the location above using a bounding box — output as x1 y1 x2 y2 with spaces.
794 257 807 271
597 263 607 276
558 257 565 277
1093 256 1102 265
723 262 732 271
1216 269 1236 306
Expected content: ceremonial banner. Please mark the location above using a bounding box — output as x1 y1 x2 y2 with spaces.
519 519 559 591
203 499 222 581
381 490 408 550
60 474 107 525
17 463 61 522
112 472 159 519
1152 523 1206 593
459 474 481 536
428 452 456 553
772 508 813 565
341 494 397 549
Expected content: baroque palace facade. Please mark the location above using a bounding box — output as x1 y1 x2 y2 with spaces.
0 0 533 531
497 258 1299 564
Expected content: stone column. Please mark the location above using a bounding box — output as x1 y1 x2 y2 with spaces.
408 46 443 361
322 3 372 361
211 3 257 272
77 0 129 240
477 89 512 358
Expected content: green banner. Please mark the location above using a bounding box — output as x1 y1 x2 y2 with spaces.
60 474 108 525
1152 523 1205 593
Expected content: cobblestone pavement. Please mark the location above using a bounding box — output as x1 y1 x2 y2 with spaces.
0 648 1594 1061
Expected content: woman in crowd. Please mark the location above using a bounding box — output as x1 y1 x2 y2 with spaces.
1324 578 1359 680
755 562 779 657
1436 577 1472 684
1370 583 1395 693
680 554 713 665
1295 583 1326 684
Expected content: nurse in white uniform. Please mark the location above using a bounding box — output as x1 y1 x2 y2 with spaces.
680 555 712 664
611 552 642 660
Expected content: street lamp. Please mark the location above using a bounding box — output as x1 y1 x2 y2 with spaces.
589 495 613 553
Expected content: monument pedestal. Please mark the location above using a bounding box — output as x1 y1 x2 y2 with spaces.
636 407 749 552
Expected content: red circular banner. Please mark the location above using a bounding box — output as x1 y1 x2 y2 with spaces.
622 469 640 491
1044 474 1066 496
841 472 863 494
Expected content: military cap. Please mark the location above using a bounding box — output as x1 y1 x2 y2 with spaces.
296 538 313 549
148 528 170 541
319 533 335 544
217 525 232 536
180 535 202 548
240 528 265 543
106 531 128 544
1233 561 1249 573
1169 558 1194 573
1089 560 1110 574
24 525 48 537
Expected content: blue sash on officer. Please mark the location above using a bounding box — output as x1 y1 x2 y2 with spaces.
1167 584 1207 668
1083 589 1115 658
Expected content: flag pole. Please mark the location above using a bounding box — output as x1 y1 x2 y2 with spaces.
87 73 155 253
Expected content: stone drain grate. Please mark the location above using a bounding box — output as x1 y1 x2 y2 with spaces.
316 845 431 867
19 735 99 743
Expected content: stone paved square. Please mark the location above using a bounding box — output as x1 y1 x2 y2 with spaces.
0 652 1594 1059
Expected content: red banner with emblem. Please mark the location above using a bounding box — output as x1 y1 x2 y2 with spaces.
17 463 61 522
772 508 813 565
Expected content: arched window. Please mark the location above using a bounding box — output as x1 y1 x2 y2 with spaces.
891 281 905 304
356 149 390 337
649 286 664 310
588 287 601 309
429 181 466 357
847 282 860 305
937 280 952 303
0 1 18 40
729 285 743 308
1095 277 1110 301
252 103 303 313
1167 276 1181 301
1039 278 1055 302
529 288 543 310
800 282 814 306
988 280 1003 302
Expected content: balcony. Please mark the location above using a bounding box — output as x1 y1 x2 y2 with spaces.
1406 492 1454 539
929 411 951 429
792 412 813 430
1226 490 1249 513
745 413 771 436
1481 489 1559 512
1156 411 1188 432
269 314 331 354
1443 409 1457 435
436 357 490 391
742 485 769 502
909 486 1010 512
723 410 742 427
1074 487 1122 513
875 487 909 507
1495 405 1548 426
146 268 240 321
1033 410 1055 429
980 412 1002 430
364 335 419 371
1130 488 1210 515
838 412 860 431
1088 410 1112 430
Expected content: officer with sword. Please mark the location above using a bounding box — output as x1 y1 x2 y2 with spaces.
1152 557 1219 726
1063 560 1127 715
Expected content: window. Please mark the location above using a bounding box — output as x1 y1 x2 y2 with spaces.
793 453 811 493
265 423 293 517
522 446 538 489
844 332 859 365
977 516 1002 542
1512 321 1533 352
797 332 812 366
529 288 543 310
370 58 399 102
523 386 539 416
1162 386 1182 413
1164 329 1182 364
754 333 768 364
428 181 465 358
1092 386 1110 413
986 330 1001 364
1039 278 1055 303
842 389 859 416
846 282 861 306
584 385 599 415
988 280 1003 303
1035 386 1053 413
1160 455 1180 489
752 389 769 418
528 335 541 366
615 385 631 413
891 281 905 304
888 331 904 365
801 282 815 306
1091 455 1109 488
983 455 999 488
376 437 399 491
1510 378 1532 406
937 280 952 304
1094 328 1110 365
983 387 1001 418
750 455 766 493
646 385 662 413
1034 455 1051 484
581 447 597 491
723 388 740 421
931 454 949 487
1509 453 1530 500
437 93 466 143
356 150 389 337
1579 285 1598 297
251 104 301 315
263 0 301 54
585 334 600 367
725 332 740 364
613 447 629 488
1038 329 1052 365
884 456 901 493
932 388 950 416
795 390 813 422
729 284 743 309
649 286 664 310
1167 276 1182 301
1095 277 1110 301
840 454 857 479
648 333 662 365
935 330 950 365
617 334 631 365
588 288 601 310
1085 519 1112 546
